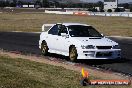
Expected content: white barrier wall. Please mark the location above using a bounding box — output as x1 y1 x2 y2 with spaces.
44 10 132 17
120 13 129 17
57 11 73 15
129 14 132 17
29 5 34 8
22 5 28 8
45 10 73 15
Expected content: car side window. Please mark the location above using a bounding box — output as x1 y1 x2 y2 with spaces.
58 25 68 36
48 25 59 35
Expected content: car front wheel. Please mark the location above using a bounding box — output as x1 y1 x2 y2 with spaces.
69 46 78 62
41 41 48 56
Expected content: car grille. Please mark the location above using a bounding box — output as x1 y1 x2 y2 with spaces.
96 46 112 49
96 52 112 57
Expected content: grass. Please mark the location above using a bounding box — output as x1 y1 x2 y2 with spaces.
0 55 81 88
0 55 131 88
0 13 132 36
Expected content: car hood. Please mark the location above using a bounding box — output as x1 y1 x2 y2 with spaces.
72 37 118 46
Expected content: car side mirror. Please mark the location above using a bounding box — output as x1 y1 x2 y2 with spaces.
101 34 105 38
101 34 104 36
61 33 69 38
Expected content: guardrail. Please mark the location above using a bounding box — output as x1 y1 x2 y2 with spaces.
89 12 132 17
45 10 132 17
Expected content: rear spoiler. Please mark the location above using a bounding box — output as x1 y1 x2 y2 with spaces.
42 24 55 31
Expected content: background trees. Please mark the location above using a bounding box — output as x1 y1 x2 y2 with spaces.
0 0 131 12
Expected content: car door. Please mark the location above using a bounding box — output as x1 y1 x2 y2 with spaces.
57 25 70 54
46 25 59 51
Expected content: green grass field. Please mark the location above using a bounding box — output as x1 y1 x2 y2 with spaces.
0 55 131 88
0 13 132 36
0 55 82 88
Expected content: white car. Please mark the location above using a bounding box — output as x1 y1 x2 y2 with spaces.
39 23 121 61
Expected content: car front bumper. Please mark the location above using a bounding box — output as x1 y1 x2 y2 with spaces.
77 48 121 59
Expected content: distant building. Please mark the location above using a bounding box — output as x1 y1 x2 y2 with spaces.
104 0 118 10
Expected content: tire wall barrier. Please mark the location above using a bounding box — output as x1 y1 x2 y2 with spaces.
73 12 87 16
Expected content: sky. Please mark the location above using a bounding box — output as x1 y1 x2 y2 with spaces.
81 0 132 3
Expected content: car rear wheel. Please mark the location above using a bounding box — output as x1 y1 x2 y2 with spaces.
69 46 77 62
41 41 48 55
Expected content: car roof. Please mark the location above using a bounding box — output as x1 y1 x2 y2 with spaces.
57 23 90 26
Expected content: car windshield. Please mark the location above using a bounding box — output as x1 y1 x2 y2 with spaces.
68 25 103 37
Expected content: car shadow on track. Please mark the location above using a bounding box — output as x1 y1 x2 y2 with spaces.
45 53 130 65
45 53 69 60
77 58 130 65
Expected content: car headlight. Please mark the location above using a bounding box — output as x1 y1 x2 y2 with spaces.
112 45 120 49
81 45 95 49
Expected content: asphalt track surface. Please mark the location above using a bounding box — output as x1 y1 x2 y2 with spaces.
0 32 132 76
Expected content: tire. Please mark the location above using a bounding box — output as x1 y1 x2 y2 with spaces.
41 41 48 56
69 46 77 62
